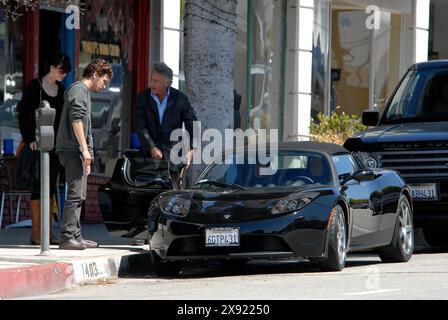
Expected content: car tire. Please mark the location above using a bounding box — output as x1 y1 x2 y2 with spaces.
149 250 181 277
319 205 347 272
423 227 448 247
378 195 414 263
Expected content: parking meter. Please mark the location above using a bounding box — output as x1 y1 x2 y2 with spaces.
35 100 55 255
35 101 56 151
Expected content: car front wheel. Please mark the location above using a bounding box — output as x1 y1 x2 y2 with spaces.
320 205 347 272
378 195 413 263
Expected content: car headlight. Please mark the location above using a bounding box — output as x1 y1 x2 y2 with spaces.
364 157 378 168
353 151 379 168
271 193 318 215
159 194 192 217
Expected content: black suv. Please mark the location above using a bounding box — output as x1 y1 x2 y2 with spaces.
344 60 448 246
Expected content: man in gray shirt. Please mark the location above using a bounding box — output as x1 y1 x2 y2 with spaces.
56 59 113 250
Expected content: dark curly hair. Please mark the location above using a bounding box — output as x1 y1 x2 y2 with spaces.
83 58 114 79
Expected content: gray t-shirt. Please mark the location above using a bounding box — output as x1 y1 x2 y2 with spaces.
55 81 93 157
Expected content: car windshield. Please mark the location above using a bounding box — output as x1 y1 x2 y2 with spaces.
383 68 448 124
195 151 333 189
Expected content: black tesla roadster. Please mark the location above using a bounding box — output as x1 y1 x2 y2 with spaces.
147 142 414 276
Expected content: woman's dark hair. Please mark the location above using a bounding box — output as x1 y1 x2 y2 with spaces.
83 58 114 79
44 52 72 75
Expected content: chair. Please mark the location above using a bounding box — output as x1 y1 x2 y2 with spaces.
0 156 32 228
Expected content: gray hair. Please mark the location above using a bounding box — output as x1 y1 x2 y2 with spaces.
152 62 173 86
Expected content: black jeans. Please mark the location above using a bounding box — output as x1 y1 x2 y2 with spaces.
58 152 87 242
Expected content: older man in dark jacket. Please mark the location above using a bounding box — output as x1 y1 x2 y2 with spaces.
135 62 197 189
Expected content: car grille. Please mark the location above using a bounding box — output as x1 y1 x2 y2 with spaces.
380 149 448 178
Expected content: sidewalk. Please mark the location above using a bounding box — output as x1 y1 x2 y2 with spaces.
0 224 152 299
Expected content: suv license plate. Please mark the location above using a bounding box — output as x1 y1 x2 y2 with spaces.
205 228 240 247
410 183 439 201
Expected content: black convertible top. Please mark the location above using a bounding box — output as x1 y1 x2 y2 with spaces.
228 141 349 156
277 141 349 155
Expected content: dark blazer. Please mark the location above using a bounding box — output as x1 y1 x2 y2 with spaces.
135 87 197 155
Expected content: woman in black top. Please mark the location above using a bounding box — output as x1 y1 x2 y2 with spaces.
18 52 72 245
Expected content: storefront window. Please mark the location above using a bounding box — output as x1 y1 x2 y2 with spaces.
331 1 406 117
311 0 331 119
331 9 370 116
429 0 448 59
0 9 24 103
249 0 285 131
234 0 248 129
79 0 134 176
373 12 396 112
0 8 24 152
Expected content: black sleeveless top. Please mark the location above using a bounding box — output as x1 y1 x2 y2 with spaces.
18 78 65 144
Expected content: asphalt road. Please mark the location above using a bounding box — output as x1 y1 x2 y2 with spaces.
24 230 448 300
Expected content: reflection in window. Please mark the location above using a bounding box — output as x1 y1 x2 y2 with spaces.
79 0 133 176
0 8 24 103
331 10 370 117
250 0 285 131
312 0 331 119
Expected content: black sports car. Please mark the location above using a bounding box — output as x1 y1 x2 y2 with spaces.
147 142 414 276
98 150 173 240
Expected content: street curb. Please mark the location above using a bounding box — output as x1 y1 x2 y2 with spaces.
0 262 74 299
0 252 152 299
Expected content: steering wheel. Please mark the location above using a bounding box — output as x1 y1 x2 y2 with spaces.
292 176 315 185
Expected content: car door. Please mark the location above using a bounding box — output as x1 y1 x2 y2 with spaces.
334 154 383 250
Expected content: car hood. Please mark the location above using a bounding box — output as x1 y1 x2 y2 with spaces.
345 122 448 150
162 187 334 223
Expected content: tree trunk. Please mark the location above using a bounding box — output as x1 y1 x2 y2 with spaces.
183 0 238 186
184 0 238 134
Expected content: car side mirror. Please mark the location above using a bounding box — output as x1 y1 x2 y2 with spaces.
353 170 375 182
341 170 375 185
362 110 380 126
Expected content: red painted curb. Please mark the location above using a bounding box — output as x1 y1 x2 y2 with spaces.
0 263 74 299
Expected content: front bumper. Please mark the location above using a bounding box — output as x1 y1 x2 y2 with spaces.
149 210 329 261
405 179 448 226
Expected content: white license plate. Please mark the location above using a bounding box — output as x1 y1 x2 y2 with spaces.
410 183 439 201
205 228 240 247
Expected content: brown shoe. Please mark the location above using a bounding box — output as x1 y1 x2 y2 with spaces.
77 238 99 249
59 239 87 250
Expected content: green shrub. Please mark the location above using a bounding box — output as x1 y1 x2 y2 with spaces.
310 108 367 146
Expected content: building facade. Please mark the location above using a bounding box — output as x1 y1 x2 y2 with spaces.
147 0 433 142
0 0 442 225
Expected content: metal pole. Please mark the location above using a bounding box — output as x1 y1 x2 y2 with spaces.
40 151 50 255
